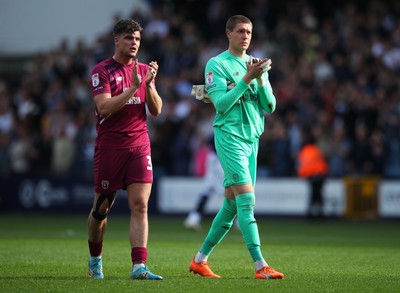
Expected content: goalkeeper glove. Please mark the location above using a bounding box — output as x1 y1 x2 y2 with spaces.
191 82 237 104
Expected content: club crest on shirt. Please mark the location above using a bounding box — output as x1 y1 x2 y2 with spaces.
92 73 99 87
206 71 213 84
101 180 109 190
232 174 239 182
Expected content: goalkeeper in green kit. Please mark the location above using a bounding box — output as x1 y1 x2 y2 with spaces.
189 15 284 279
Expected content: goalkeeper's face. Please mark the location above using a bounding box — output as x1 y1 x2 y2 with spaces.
227 23 253 52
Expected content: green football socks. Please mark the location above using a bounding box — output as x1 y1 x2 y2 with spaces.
199 193 263 262
236 192 263 261
199 198 237 255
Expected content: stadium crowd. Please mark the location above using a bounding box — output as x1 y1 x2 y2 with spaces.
0 0 399 181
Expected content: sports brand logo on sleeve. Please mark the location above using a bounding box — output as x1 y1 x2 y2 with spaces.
92 73 100 87
205 71 213 84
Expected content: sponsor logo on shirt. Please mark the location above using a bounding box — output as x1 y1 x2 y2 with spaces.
241 92 258 102
127 96 141 105
116 76 123 82
206 84 216 91
92 73 99 87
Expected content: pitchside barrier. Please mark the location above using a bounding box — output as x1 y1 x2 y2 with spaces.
0 176 399 218
158 177 400 218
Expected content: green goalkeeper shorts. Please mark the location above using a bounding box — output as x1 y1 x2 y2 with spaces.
214 127 258 188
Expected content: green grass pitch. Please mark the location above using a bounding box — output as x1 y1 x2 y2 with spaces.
0 213 399 292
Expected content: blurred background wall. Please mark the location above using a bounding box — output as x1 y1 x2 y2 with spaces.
0 0 149 55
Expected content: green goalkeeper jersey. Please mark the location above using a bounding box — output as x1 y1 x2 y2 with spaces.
205 50 276 142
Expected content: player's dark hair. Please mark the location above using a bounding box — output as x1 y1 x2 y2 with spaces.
113 19 143 37
226 15 252 31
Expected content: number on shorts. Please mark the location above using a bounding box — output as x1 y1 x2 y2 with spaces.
146 155 153 170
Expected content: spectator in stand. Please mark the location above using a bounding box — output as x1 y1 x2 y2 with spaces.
328 124 352 178
0 86 13 177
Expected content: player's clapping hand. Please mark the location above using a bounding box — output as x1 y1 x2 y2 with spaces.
246 61 263 79
256 58 272 72
132 59 140 89
246 56 272 79
146 61 158 85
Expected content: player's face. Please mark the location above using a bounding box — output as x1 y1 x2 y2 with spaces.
227 23 252 53
115 31 141 58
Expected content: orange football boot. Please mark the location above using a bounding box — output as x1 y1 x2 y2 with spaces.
189 258 221 278
255 266 284 279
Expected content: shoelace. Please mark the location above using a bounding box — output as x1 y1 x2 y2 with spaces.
91 260 102 272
